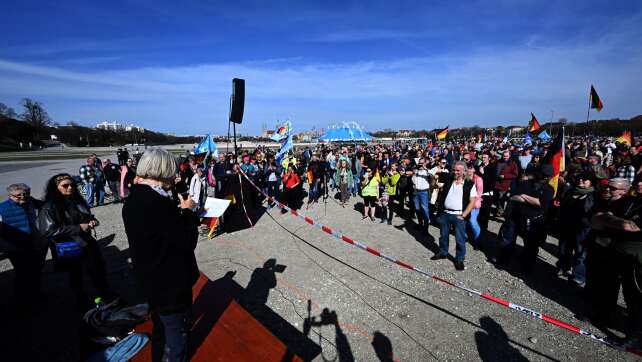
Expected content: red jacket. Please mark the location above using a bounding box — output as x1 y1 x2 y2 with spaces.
283 171 301 189
494 160 518 191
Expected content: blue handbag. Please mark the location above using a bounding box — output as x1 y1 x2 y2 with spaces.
55 241 83 258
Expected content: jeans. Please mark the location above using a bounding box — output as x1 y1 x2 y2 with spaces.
437 213 467 261
413 190 430 224
88 333 149 362
95 181 105 206
558 229 589 284
328 169 336 188
351 175 360 196
267 181 278 198
83 182 94 207
107 180 121 201
468 208 481 243
309 180 320 202
152 309 192 362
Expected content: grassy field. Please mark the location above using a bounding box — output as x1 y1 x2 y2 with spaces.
0 151 114 162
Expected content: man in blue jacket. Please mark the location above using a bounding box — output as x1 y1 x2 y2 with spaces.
0 183 46 307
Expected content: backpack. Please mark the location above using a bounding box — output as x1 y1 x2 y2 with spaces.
83 298 149 345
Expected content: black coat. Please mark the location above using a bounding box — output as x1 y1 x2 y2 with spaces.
38 198 95 246
122 184 199 313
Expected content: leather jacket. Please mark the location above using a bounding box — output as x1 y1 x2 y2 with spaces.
37 198 96 246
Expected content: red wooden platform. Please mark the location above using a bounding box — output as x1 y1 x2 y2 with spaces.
131 272 307 362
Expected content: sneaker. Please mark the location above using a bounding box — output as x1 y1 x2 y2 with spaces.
454 261 466 271
430 254 447 261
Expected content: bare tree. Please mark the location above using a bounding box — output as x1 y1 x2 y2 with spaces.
0 102 18 119
20 98 51 140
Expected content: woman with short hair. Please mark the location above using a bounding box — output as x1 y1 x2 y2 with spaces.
122 148 199 362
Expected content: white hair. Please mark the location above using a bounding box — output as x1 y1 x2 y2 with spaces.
6 183 28 194
135 148 178 181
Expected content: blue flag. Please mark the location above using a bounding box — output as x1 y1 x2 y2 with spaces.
537 130 551 141
275 135 293 163
524 132 532 145
194 134 218 164
270 121 291 142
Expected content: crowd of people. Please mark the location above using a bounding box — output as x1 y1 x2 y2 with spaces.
1 133 641 359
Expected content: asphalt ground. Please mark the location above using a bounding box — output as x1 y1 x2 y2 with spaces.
0 162 637 361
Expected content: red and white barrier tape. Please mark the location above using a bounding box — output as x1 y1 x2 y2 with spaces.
234 166 641 357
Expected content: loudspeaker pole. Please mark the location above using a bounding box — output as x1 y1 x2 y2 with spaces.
233 122 238 159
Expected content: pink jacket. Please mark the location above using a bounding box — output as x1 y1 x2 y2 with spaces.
472 174 483 209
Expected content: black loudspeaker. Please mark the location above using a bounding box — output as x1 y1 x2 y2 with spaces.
229 78 245 124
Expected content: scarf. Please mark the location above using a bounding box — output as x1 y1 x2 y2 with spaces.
138 180 172 198
573 186 594 196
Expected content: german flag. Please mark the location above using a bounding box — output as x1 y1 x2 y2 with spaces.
528 113 541 133
200 217 219 239
193 152 207 165
590 85 603 112
436 127 448 140
542 128 565 197
616 130 632 146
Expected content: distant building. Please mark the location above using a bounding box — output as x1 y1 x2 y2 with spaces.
398 129 412 137
294 133 311 142
262 129 275 138
125 124 145 132
96 121 124 130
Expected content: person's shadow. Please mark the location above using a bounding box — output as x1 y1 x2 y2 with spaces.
371 331 394 362
475 316 528 362
242 258 284 307
303 304 355 362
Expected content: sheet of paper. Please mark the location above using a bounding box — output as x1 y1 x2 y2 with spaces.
200 197 231 218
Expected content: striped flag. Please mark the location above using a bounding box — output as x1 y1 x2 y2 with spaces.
616 131 632 146
542 128 565 197
590 85 603 112
436 127 448 140
528 113 541 133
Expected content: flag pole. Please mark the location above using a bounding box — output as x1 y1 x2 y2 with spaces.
586 86 592 136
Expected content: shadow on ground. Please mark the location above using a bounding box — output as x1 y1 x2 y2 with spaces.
0 234 136 362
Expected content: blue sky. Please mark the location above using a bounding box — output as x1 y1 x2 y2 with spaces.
1 0 641 135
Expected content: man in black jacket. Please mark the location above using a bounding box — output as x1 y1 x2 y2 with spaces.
103 159 121 203
122 148 199 362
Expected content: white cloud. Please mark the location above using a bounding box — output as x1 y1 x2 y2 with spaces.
0 18 641 134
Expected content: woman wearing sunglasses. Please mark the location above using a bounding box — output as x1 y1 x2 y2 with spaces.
38 173 113 310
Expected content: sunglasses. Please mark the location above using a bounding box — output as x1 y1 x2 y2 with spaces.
59 183 74 189
10 193 27 198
